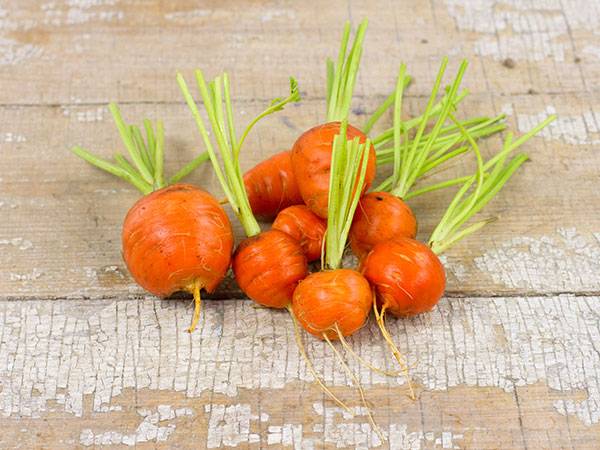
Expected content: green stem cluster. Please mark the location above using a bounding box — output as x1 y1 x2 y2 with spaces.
177 71 301 237
326 19 368 122
428 114 556 254
324 121 371 270
71 103 209 194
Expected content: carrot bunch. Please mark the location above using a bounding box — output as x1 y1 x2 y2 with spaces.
71 16 558 441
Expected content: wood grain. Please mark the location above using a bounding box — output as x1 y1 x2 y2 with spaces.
1 0 600 448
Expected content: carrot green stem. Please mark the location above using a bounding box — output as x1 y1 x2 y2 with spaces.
326 19 368 122
177 71 300 237
428 114 557 254
362 75 412 135
71 104 210 194
324 120 371 270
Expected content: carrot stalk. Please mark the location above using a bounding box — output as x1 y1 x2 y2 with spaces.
326 19 368 122
71 103 210 193
428 114 557 254
177 71 300 237
324 120 371 269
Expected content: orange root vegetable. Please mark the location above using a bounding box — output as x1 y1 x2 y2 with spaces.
272 205 327 262
71 105 227 333
362 114 556 318
232 229 308 308
292 269 373 339
291 121 376 218
361 237 445 317
178 70 308 309
349 191 417 260
243 150 303 221
122 183 233 297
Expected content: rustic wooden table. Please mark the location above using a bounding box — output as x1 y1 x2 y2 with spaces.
1 1 599 448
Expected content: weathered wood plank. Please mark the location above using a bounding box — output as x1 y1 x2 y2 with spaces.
0 295 598 448
1 92 599 298
0 0 596 106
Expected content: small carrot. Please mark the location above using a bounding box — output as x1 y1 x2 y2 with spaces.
362 115 556 319
178 70 308 309
71 104 232 333
290 20 377 219
272 205 326 262
243 150 303 221
290 123 386 438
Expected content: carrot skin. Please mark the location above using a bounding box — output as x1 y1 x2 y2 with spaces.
291 122 376 218
361 237 446 317
232 229 309 308
243 150 303 221
272 205 327 262
122 184 234 297
292 269 372 339
350 192 417 260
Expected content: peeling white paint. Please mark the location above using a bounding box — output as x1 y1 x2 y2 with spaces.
444 0 599 62
582 45 600 60
205 403 260 448
164 9 211 22
79 405 193 446
61 105 105 122
0 295 597 432
0 132 26 143
475 228 600 291
43 0 123 27
0 237 33 251
8 268 43 281
517 105 600 145
0 37 43 66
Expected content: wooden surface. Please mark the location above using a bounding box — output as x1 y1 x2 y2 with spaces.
1 0 599 448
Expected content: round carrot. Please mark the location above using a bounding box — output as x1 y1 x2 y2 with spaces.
272 205 326 262
232 229 307 308
71 104 228 332
291 121 376 218
243 150 303 221
178 70 308 309
123 184 233 298
293 269 371 338
350 191 417 260
361 237 444 316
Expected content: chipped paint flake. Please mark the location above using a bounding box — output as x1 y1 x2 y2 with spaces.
475 228 600 291
0 37 43 65
0 237 33 251
517 105 600 145
444 0 599 62
164 9 211 22
205 403 259 448
79 405 193 446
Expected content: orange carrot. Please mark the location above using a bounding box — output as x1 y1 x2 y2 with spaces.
71 105 231 332
272 205 327 262
232 229 308 308
291 121 376 218
243 150 303 221
178 71 308 309
350 191 417 260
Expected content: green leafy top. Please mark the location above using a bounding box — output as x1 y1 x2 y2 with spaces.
177 71 300 237
324 120 371 270
326 19 368 122
428 114 556 254
71 104 209 194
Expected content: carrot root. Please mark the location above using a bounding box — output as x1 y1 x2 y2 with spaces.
187 279 202 333
287 306 351 413
373 301 416 400
323 333 385 443
334 324 400 378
